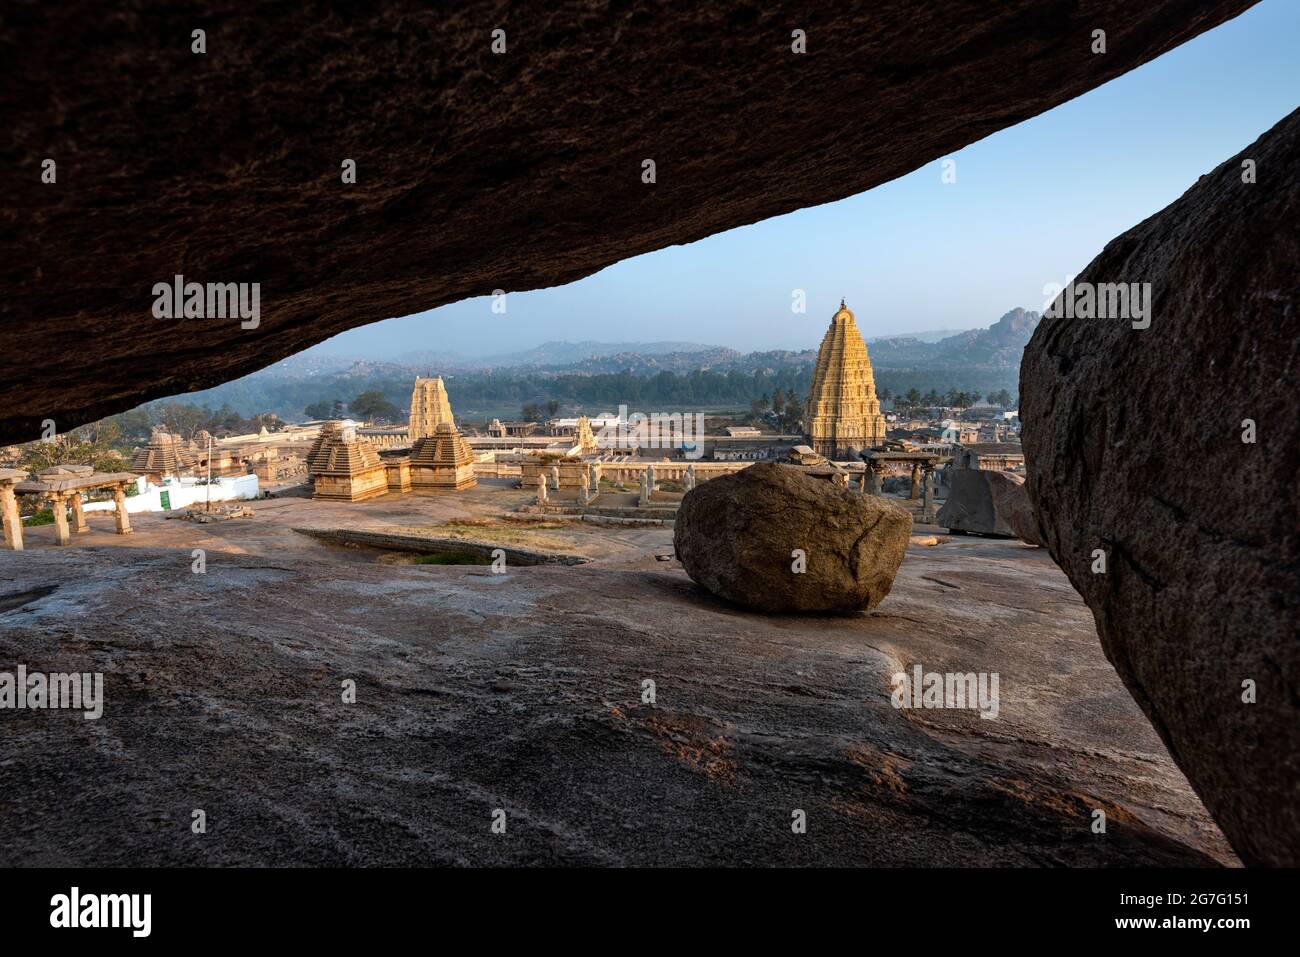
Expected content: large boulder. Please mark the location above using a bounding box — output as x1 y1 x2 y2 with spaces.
936 468 1026 538
1002 483 1045 547
674 461 911 613
1020 110 1300 866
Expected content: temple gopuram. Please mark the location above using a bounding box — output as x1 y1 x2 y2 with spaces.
408 376 455 441
805 299 887 458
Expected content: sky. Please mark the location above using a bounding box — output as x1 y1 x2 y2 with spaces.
309 0 1298 358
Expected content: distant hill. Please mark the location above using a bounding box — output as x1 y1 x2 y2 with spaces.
471 340 723 368
155 310 1038 417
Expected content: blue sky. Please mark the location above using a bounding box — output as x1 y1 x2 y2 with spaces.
313 0 1298 357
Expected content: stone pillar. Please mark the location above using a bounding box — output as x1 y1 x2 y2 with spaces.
910 464 921 500
112 485 133 535
550 465 560 490
536 474 548 505
921 465 934 523
51 493 71 545
684 464 696 492
1 486 22 550
70 492 89 533
866 465 883 496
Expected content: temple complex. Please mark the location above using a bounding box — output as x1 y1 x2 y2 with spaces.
130 429 192 484
805 300 886 458
409 422 477 491
308 422 389 502
408 376 455 441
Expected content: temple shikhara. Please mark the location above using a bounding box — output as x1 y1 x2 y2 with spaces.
805 299 887 458
408 376 455 441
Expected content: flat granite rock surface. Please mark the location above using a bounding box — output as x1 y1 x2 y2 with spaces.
0 488 1235 866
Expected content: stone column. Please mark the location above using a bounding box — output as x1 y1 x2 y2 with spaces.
70 491 89 533
536 473 548 505
866 465 883 496
112 485 133 535
550 465 560 490
51 492 71 545
921 465 934 523
1 485 22 550
910 463 921 500
685 464 696 492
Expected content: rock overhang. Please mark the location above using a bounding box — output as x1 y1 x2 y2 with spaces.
1 0 1259 443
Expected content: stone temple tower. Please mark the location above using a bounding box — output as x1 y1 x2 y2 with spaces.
805 299 886 458
408 376 455 441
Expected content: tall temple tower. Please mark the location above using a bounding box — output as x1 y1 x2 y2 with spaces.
408 376 455 441
805 299 886 458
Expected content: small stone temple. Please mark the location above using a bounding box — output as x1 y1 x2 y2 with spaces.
130 429 192 484
805 299 887 458
408 376 455 441
409 422 477 491
309 422 389 501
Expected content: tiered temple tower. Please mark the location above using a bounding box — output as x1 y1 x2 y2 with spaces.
130 429 191 483
308 421 389 501
409 422 477 491
408 376 455 441
805 299 886 458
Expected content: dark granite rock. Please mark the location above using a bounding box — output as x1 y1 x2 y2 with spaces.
936 468 1025 538
0 1 1256 443
1020 108 1300 866
674 461 911 612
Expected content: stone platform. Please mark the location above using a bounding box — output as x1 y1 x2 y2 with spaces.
0 486 1235 866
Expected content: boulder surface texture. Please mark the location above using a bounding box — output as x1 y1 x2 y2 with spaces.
0 0 1257 443
674 461 912 613
937 468 1026 538
1020 108 1300 867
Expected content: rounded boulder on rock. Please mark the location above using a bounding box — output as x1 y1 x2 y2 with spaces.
673 461 912 613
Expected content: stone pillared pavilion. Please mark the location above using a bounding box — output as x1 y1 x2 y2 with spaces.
805 299 886 458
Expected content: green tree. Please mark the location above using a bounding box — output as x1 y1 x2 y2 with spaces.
304 400 333 420
546 399 560 418
350 391 402 423
783 394 805 433
521 402 543 422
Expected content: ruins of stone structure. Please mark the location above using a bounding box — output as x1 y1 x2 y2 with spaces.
382 454 412 493
805 301 886 458
308 422 389 502
11 466 137 546
407 376 455 441
0 468 28 549
130 429 191 484
409 422 476 491
250 450 307 485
